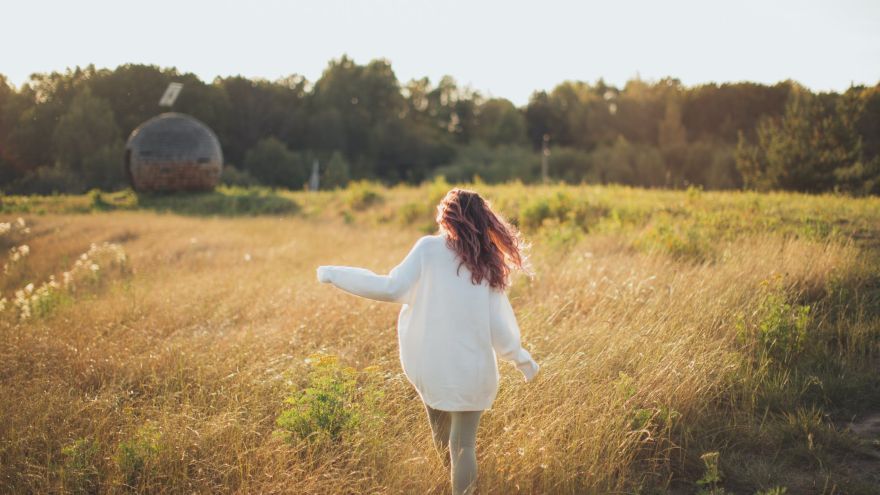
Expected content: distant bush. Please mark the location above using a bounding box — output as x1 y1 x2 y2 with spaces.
343 180 384 210
243 137 309 190
397 176 451 228
432 143 540 183
517 191 610 232
9 164 86 195
632 212 713 262
219 164 262 187
321 152 351 189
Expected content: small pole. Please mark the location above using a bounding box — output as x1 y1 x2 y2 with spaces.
541 134 550 183
308 159 320 191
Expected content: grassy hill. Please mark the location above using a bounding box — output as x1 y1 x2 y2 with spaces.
1 181 879 493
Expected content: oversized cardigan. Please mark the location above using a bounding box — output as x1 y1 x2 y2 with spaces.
316 233 539 411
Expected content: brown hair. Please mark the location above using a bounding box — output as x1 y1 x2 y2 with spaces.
435 188 528 290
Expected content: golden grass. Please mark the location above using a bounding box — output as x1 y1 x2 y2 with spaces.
1 184 878 494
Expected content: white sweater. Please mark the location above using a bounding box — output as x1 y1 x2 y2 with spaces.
317 233 539 411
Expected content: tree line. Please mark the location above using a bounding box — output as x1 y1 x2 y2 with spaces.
0 56 877 195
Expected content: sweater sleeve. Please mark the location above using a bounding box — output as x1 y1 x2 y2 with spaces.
317 236 427 304
489 288 540 382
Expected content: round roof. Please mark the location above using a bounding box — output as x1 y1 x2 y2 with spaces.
125 112 222 165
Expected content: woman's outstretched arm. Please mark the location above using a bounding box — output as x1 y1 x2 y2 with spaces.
316 236 428 304
489 288 540 382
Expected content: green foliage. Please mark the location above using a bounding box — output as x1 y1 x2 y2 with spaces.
115 424 162 488
52 88 121 172
735 84 876 194
432 143 540 183
696 451 726 494
517 191 609 233
243 137 309 189
219 165 261 187
88 189 110 210
11 164 87 195
321 151 351 189
0 61 875 194
275 353 385 445
343 180 384 210
744 286 812 365
474 98 528 147
60 437 100 493
632 212 712 262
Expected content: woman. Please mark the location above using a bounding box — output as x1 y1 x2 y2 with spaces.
316 188 540 495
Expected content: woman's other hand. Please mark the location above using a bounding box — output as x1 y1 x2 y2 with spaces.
522 359 540 382
316 266 332 283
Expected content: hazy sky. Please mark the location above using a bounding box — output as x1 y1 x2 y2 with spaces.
3 0 878 105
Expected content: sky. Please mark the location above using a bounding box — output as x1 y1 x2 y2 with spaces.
2 0 879 105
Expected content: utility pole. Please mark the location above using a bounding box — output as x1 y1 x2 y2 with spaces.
541 134 551 183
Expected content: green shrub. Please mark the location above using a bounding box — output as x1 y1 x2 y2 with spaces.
243 137 309 189
397 202 426 225
632 212 713 262
87 189 110 211
219 165 262 187
752 289 812 365
517 191 610 234
321 152 351 189
275 353 385 445
60 437 100 493
115 424 162 488
344 181 384 211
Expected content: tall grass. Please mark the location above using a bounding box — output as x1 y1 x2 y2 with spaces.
1 183 878 493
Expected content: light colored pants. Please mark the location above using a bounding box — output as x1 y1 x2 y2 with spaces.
424 402 483 495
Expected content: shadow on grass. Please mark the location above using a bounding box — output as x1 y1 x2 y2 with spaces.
99 187 301 217
0 187 302 216
137 189 300 216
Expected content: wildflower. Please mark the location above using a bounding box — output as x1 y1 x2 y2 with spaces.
80 253 88 261
24 283 34 294
244 253 252 262
0 223 10 235
16 217 25 227
90 264 100 272
19 245 29 256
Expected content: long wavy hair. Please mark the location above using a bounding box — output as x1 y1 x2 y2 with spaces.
436 188 529 290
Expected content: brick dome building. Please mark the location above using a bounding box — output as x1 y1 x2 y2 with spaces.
124 112 223 192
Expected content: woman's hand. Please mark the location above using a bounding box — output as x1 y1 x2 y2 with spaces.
522 359 540 382
316 266 332 283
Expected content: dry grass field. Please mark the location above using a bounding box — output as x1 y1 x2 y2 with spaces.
1 182 879 494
